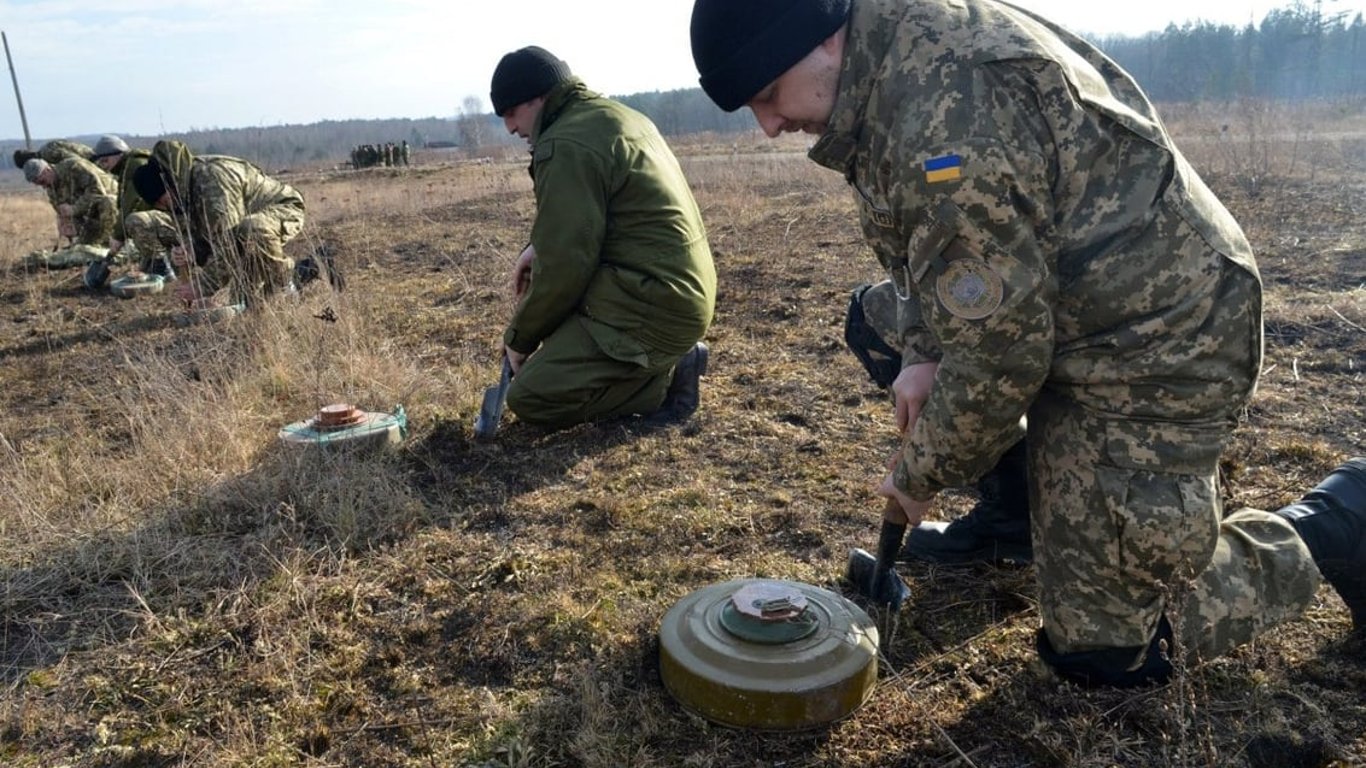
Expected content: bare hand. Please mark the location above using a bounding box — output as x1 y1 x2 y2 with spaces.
511 244 535 300
174 281 203 307
892 361 939 434
876 470 932 527
505 345 529 375
107 239 124 258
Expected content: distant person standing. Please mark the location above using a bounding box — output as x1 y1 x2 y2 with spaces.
89 134 178 278
489 45 716 429
23 155 118 248
132 140 305 309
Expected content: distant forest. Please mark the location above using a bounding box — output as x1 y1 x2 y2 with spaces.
3 1 1362 172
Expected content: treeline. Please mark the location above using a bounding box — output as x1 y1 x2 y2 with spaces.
3 2 1362 172
1099 3 1366 100
0 117 502 174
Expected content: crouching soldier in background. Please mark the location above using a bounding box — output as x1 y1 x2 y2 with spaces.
23 155 118 250
13 138 95 170
133 140 305 310
90 134 179 281
489 46 716 430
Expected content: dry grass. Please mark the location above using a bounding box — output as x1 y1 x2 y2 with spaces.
0 116 1363 768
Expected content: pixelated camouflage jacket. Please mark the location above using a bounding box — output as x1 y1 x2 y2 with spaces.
504 78 717 359
109 148 155 242
807 0 1260 499
16 141 94 206
38 140 94 164
150 140 305 266
51 156 117 210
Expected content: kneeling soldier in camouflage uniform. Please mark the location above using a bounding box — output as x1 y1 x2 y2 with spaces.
691 0 1366 687
133 140 305 309
24 155 118 248
13 138 95 171
90 134 178 279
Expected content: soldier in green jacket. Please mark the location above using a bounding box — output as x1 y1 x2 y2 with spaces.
24 155 118 247
690 0 1366 687
489 46 716 429
91 135 178 278
132 140 305 308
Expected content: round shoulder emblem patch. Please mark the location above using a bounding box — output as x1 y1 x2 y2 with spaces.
935 259 1003 320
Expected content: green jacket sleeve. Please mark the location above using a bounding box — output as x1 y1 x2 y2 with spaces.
504 138 609 354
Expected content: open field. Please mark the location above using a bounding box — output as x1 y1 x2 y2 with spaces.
0 120 1363 767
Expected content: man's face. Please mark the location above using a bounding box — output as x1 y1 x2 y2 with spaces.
36 168 55 187
152 191 173 211
744 32 844 138
502 98 544 144
95 154 120 172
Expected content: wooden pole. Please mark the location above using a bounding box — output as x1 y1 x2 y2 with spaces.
3 31 33 150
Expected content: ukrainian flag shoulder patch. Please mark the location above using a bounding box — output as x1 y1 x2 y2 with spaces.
924 153 963 183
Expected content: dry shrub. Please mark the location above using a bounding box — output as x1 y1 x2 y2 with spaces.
1165 97 1366 193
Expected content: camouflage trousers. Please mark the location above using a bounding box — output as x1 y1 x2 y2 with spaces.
71 194 118 247
1027 392 1319 665
198 203 305 305
507 314 678 429
859 279 1320 666
123 210 179 271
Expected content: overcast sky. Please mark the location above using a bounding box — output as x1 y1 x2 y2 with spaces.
2 0 1363 140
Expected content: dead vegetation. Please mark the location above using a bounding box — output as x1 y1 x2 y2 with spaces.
0 122 1363 767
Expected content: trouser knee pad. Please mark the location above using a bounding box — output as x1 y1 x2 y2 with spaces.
844 284 902 389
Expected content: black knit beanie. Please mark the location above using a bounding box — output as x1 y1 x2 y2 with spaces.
132 160 168 205
690 0 851 112
489 46 573 117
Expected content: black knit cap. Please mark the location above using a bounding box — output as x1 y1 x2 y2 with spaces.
132 160 168 205
690 0 851 112
489 46 573 117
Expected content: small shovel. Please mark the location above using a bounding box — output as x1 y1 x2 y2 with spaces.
472 356 513 440
845 498 913 610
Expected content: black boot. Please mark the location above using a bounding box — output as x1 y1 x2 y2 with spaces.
1272 457 1366 629
899 439 1033 565
1036 615 1174 688
643 342 709 427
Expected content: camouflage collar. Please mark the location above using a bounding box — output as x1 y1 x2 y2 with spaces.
808 0 907 178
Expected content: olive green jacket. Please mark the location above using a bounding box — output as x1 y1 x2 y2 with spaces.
503 78 716 359
110 148 154 242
